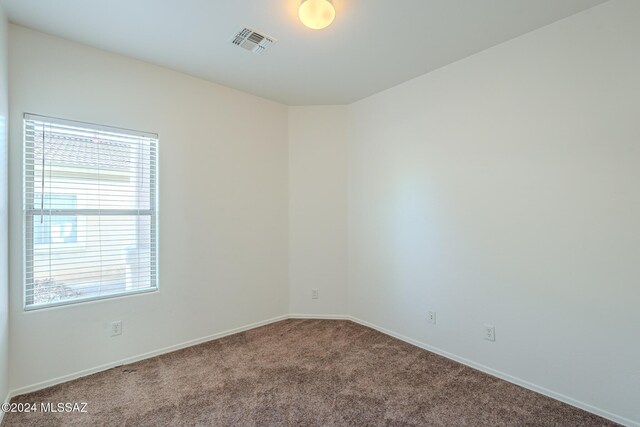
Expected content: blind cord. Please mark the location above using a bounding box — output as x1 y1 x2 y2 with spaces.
40 126 45 223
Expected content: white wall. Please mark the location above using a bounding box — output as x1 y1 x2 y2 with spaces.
347 1 639 425
0 3 10 407
8 25 289 391
288 106 348 316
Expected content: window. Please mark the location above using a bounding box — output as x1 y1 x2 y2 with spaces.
24 114 158 309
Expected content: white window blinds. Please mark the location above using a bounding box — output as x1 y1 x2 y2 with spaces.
24 114 158 309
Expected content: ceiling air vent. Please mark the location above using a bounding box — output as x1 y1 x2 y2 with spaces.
231 27 277 54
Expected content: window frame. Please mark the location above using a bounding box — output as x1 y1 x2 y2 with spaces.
23 113 160 311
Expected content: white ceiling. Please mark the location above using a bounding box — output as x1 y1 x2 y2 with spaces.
2 0 607 105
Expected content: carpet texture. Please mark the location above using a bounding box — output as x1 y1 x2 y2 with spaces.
2 319 617 426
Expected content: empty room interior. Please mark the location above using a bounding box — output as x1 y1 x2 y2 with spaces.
0 0 638 425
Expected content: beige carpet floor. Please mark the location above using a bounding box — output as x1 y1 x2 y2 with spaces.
2 319 617 426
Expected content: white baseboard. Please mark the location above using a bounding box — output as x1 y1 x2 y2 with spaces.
346 316 638 427
8 314 289 398
288 313 349 320
0 391 9 425
5 313 637 426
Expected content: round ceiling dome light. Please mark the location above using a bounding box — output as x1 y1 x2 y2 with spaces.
299 0 336 30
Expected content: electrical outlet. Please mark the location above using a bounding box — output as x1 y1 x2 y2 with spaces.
427 311 436 324
111 321 123 337
484 324 495 342
311 289 319 299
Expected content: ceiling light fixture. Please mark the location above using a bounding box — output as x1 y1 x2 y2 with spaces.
299 0 335 30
